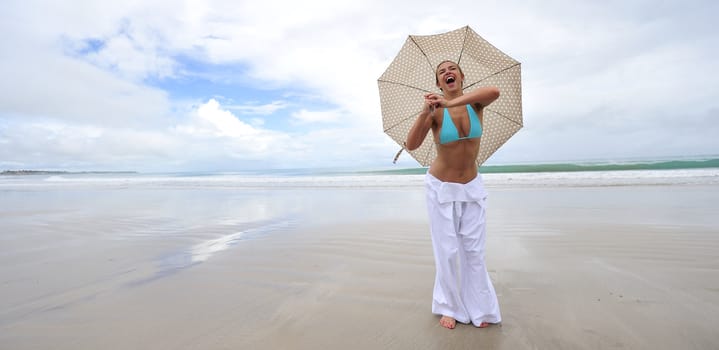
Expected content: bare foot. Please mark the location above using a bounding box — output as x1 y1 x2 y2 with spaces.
440 316 456 329
478 322 489 328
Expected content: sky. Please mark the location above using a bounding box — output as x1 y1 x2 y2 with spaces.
1 0 717 172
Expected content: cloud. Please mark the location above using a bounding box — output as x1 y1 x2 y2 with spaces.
0 8 172 128
171 99 294 161
226 101 288 115
290 109 341 124
75 33 177 81
1 0 717 171
0 118 178 170
183 99 259 137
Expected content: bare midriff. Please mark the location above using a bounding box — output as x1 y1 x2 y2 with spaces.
428 137 481 184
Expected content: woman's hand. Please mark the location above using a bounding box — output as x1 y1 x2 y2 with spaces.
425 93 447 109
422 94 436 113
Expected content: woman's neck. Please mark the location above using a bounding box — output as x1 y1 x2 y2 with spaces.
444 90 463 100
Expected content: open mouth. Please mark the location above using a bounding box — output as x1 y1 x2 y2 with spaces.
446 76 456 84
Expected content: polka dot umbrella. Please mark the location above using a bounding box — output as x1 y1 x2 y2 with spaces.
378 25 523 167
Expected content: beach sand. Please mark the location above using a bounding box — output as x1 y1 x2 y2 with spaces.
1 181 718 349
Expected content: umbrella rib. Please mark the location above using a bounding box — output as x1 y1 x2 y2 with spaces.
457 26 469 66
409 36 436 73
464 62 521 89
377 79 434 94
484 107 524 127
382 111 423 132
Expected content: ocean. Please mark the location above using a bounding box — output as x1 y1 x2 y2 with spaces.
382 157 719 174
2 157 718 189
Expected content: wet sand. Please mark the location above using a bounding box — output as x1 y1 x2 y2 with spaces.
1 183 718 349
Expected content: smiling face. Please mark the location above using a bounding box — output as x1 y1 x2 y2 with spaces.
435 60 464 92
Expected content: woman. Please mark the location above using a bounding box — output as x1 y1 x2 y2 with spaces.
405 60 501 329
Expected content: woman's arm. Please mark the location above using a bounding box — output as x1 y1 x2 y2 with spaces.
405 95 437 151
430 86 500 110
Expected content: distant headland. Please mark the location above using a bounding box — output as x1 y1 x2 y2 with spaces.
1 170 137 175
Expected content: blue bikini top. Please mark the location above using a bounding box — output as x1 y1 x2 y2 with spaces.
439 105 483 144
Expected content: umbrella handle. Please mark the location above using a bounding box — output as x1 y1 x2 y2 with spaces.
393 142 406 164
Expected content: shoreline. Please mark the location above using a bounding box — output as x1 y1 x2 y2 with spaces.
4 155 719 177
1 170 137 176
1 168 717 191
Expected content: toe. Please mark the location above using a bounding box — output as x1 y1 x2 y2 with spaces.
440 316 456 329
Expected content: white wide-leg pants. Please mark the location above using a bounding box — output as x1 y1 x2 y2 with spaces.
425 172 501 326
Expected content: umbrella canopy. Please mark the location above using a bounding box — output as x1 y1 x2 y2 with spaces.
378 25 523 167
